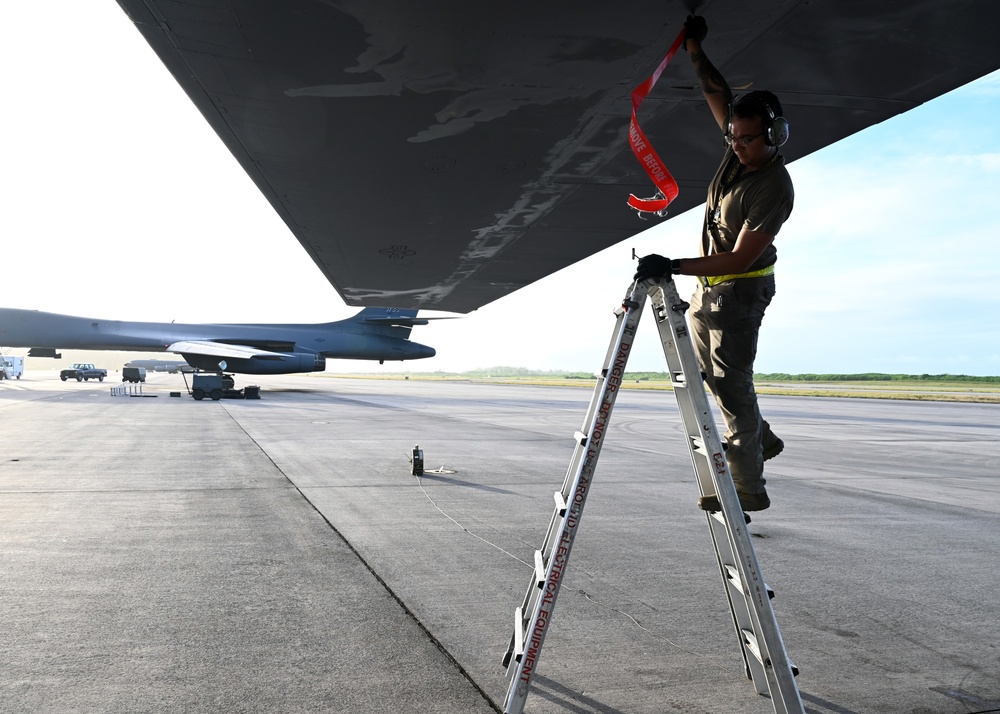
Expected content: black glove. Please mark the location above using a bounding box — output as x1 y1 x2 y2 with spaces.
634 254 678 282
683 15 708 47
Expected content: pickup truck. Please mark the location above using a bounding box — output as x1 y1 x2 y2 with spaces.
60 363 107 382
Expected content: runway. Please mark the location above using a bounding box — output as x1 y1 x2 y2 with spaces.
2 372 998 713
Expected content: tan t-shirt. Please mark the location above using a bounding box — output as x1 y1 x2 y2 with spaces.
701 147 794 272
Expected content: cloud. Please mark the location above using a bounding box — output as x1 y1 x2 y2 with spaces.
937 152 1000 172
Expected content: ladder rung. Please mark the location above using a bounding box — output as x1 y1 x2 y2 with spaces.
573 430 588 445
724 564 774 601
711 509 752 525
671 371 686 387
724 564 743 593
553 491 567 515
512 607 525 662
534 550 546 588
692 435 725 454
742 628 763 665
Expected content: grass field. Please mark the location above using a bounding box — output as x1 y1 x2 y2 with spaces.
320 372 1000 404
28 351 999 404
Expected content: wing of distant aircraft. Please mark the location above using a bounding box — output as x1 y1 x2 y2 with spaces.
115 1 1000 313
166 341 289 362
0 306 435 375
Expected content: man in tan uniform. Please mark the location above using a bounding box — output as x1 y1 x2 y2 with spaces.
634 16 793 512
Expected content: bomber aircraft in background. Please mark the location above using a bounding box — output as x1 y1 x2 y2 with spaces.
0 307 436 375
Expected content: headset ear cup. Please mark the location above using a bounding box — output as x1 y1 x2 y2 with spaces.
768 116 789 147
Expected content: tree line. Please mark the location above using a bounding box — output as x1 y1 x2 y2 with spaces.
452 368 1000 383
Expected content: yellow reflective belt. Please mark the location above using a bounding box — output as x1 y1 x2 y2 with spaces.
700 264 775 287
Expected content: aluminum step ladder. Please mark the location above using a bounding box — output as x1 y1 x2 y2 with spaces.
501 277 804 714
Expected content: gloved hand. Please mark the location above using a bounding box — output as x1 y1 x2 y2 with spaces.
634 254 677 282
683 15 708 47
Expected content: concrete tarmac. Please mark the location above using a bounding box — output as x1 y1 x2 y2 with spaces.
1 372 998 713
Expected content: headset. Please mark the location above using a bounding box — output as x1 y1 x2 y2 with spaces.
728 91 789 147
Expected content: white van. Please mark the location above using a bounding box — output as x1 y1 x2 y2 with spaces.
0 355 24 380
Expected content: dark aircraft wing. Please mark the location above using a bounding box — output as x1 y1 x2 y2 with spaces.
116 1 1000 313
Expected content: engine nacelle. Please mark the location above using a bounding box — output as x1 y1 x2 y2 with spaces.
181 351 326 375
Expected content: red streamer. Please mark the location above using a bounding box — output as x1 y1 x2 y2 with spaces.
627 27 687 216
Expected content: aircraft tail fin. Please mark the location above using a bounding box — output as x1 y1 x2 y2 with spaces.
352 307 428 328
346 307 456 339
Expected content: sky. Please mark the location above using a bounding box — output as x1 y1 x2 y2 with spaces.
3 4 999 376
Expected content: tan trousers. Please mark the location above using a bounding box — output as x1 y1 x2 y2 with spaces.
689 275 777 495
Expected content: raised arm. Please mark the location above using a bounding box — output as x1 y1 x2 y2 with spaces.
683 16 732 131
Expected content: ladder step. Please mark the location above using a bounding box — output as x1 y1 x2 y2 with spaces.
742 628 763 665
573 430 588 446
710 509 752 525
740 630 764 664
512 607 525 663
740 630 799 677
724 564 743 593
724 564 776 600
743 633 803 680
671 370 686 388
534 550 546 589
553 491 567 515
691 435 727 455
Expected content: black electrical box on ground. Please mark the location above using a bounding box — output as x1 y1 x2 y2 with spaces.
189 373 260 400
191 373 234 401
